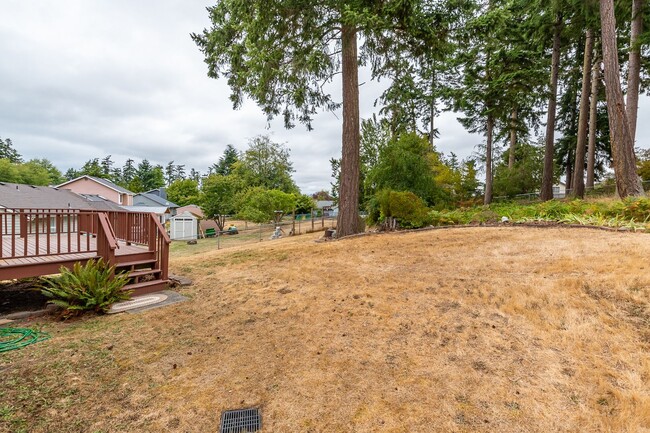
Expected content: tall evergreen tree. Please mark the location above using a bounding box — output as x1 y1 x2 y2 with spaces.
121 159 137 187
78 158 105 178
233 135 298 193
131 159 165 192
212 144 239 176
452 0 545 204
64 168 78 181
0 137 22 163
175 164 186 180
193 0 439 236
586 54 601 188
626 0 645 143
600 0 645 197
100 155 114 178
571 28 595 198
165 161 176 186
540 10 563 201
189 168 201 183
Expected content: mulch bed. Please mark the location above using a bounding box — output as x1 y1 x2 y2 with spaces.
0 279 49 315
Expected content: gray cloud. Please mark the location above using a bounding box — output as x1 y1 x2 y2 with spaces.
2 1 648 194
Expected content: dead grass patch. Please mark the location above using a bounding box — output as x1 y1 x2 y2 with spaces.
1 227 649 432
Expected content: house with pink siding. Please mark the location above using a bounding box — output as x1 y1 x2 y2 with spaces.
56 175 134 206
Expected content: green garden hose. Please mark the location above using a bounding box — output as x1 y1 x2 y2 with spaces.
0 328 50 353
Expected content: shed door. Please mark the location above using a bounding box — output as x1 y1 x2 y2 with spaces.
172 218 196 240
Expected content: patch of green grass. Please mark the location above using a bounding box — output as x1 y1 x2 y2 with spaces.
0 404 28 433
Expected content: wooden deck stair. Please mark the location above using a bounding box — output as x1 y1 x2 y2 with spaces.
116 252 168 296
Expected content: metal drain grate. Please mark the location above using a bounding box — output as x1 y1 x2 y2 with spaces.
219 408 261 433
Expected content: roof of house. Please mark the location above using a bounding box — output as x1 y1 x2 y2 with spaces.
145 188 167 199
78 194 127 211
316 200 335 209
120 205 171 214
134 192 179 208
0 182 92 209
56 175 134 195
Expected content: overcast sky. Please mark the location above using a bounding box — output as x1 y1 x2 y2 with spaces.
1 1 648 194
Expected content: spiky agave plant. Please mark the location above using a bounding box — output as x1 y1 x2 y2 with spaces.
40 258 131 315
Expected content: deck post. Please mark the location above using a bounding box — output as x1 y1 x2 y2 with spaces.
96 213 117 267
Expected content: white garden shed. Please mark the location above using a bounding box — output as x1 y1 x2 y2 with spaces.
170 210 199 240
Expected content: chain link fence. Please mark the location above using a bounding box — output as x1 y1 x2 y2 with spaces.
170 216 337 257
492 180 650 203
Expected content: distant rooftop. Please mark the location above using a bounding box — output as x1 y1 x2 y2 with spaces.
56 175 134 195
135 192 179 208
0 182 122 211
121 205 171 214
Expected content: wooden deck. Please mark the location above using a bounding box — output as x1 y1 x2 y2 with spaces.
0 234 149 280
0 209 170 295
1 234 145 262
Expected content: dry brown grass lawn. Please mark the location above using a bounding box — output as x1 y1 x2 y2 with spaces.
1 227 650 432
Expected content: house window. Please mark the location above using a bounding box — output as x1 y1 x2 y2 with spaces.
118 193 123 204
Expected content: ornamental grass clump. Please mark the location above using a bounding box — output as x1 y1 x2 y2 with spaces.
40 258 131 316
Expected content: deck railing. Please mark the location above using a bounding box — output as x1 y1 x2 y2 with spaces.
0 209 100 259
105 211 152 246
150 214 171 280
0 209 170 278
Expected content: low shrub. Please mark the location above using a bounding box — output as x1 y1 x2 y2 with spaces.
531 200 573 220
429 210 462 226
376 189 432 229
469 209 500 224
40 258 131 316
613 198 650 222
365 195 382 226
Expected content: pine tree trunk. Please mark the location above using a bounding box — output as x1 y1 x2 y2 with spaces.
586 57 599 188
541 13 562 201
336 25 361 237
626 0 644 143
430 70 436 150
571 29 594 198
566 154 573 192
508 109 517 169
484 113 494 205
600 0 645 197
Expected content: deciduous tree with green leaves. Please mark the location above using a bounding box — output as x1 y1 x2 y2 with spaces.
366 132 440 206
232 135 298 194
167 179 200 207
200 174 243 231
295 194 316 214
493 141 545 198
235 187 297 224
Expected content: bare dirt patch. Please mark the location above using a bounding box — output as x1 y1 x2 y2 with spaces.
1 227 649 432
